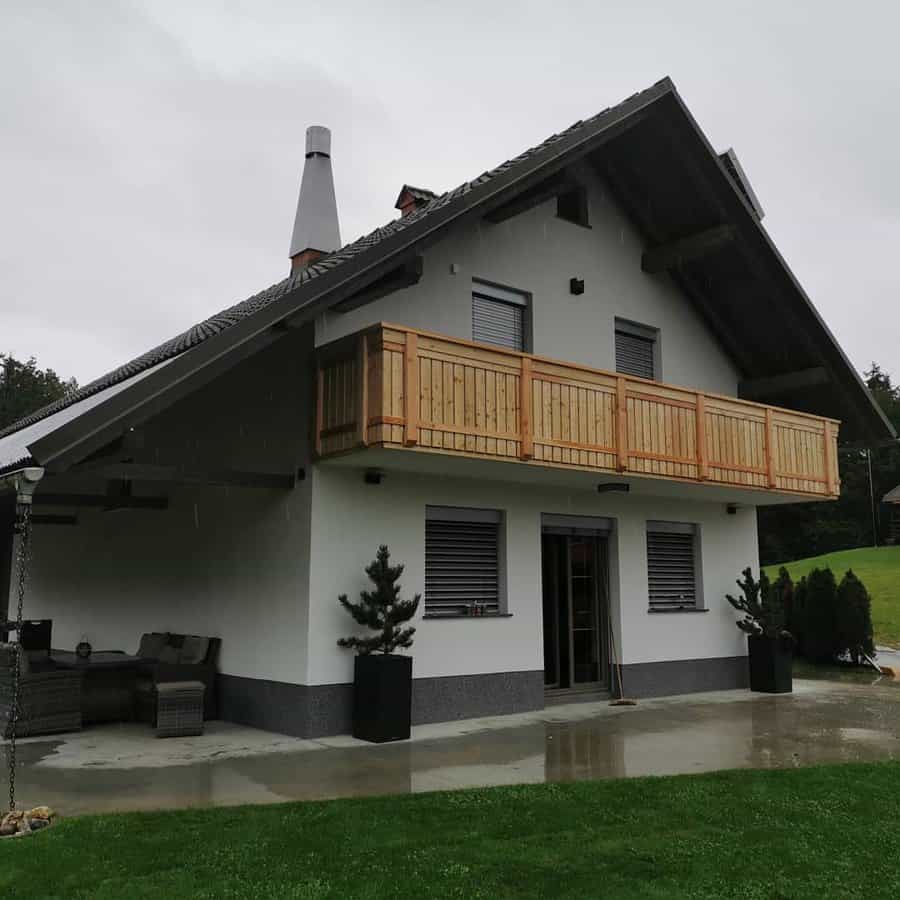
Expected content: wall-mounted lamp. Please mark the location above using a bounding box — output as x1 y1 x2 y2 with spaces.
597 483 629 494
726 504 738 515
364 469 384 485
569 277 585 296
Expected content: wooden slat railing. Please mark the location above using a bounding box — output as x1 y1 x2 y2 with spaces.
315 324 841 498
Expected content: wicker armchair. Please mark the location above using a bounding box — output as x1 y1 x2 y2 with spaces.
0 644 82 738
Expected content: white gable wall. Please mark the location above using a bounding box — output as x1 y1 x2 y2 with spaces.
317 168 740 396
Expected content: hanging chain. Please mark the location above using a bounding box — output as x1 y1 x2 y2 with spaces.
8 501 32 812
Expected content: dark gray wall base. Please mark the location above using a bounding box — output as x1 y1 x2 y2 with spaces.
217 669 545 738
617 656 749 699
217 674 312 738
412 670 544 726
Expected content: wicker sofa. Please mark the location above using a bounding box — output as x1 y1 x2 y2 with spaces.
134 633 220 723
0 644 82 738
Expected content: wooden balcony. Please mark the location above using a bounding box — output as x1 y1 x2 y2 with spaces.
315 324 841 499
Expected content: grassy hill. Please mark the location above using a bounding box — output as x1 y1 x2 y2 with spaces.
764 545 900 648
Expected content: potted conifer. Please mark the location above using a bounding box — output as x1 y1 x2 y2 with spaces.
726 568 793 693
337 545 420 742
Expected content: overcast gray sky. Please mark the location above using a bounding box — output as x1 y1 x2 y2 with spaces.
2 1 898 386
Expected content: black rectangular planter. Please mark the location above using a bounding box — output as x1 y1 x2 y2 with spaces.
352 654 413 743
748 636 792 693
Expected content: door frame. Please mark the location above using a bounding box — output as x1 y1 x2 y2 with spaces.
541 515 613 693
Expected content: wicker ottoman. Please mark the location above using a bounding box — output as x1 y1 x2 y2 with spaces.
155 681 205 738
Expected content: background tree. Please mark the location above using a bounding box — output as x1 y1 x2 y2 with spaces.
337 545 420 655
0 353 77 431
758 362 900 564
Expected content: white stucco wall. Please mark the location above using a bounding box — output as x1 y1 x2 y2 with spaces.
25 484 311 684
21 329 316 685
316 169 740 396
307 465 757 687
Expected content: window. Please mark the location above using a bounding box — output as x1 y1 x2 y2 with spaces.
556 187 590 227
615 319 658 380
646 522 701 612
472 282 528 351
425 506 502 617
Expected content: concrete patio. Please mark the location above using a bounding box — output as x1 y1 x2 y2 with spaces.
4 678 900 817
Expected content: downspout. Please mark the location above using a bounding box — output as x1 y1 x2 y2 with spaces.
1 466 43 813
0 468 44 623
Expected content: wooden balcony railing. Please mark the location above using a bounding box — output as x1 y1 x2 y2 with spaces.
315 324 841 499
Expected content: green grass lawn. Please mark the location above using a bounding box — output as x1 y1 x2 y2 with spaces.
765 545 900 647
4 763 900 899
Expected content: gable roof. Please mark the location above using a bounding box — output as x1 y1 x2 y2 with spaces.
884 485 900 504
0 77 893 477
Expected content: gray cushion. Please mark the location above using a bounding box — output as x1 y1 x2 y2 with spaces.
158 643 181 664
179 636 209 666
138 632 169 660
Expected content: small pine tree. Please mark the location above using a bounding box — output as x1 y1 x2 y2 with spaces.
803 567 839 663
836 569 875 665
337 545 420 655
725 567 790 642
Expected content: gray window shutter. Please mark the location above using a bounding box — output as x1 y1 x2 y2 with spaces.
615 330 655 379
472 294 525 351
647 529 698 610
425 518 500 616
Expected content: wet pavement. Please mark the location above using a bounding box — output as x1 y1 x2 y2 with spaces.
4 679 900 816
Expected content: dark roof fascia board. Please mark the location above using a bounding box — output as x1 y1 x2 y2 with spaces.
26 80 674 473
660 89 895 443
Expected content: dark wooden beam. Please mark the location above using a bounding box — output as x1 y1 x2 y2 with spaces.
31 514 78 526
330 256 424 314
484 173 581 224
641 224 736 274
72 463 296 490
33 493 168 510
739 367 830 401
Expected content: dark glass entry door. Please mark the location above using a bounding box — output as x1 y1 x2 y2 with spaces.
542 532 608 690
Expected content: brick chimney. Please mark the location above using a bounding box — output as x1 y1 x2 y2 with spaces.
395 184 437 218
289 126 341 274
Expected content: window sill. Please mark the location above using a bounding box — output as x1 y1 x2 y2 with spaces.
422 613 513 620
648 607 708 614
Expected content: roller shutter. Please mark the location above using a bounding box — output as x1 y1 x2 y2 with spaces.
425 512 500 616
615 330 656 380
646 526 698 610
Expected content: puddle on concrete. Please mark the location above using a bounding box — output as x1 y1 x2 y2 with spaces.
3 680 900 817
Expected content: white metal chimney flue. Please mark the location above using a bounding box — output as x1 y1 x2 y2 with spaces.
289 126 341 273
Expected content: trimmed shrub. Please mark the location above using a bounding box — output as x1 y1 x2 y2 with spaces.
791 575 808 656
774 567 796 640
836 569 875 664
802 567 839 663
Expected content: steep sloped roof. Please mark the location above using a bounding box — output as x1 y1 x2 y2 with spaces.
884 485 900 504
0 76 893 476
0 79 664 454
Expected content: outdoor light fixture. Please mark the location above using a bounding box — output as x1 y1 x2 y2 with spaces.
597 483 629 494
364 469 384 485
726 504 738 515
569 277 585 295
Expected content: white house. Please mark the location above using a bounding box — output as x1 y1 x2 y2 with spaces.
0 77 893 737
